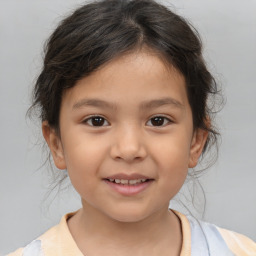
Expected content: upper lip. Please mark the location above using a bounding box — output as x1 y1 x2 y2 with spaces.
105 173 153 180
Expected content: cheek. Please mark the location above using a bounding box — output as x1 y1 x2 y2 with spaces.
63 130 108 164
151 132 192 191
152 130 192 167
61 134 109 190
160 149 189 185
158 153 189 200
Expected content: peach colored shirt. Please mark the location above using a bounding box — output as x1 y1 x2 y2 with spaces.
8 210 256 256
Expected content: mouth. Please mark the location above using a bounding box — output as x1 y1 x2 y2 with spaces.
104 178 152 185
103 175 154 196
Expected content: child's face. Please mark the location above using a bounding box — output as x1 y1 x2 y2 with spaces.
44 50 207 222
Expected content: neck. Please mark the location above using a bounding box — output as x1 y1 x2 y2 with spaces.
68 202 182 256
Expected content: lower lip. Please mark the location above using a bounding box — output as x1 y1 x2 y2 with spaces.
104 180 153 196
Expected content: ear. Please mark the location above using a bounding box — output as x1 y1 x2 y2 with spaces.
188 128 208 168
42 121 67 170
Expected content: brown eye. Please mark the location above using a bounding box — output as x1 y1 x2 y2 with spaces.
147 116 172 127
84 116 109 127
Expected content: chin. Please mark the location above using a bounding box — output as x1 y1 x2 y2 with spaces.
111 214 148 223
105 206 154 223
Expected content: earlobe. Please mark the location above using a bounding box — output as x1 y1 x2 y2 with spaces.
188 128 208 168
42 121 67 170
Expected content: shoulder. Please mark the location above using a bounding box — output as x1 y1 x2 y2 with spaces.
6 211 83 256
6 228 56 256
217 227 256 256
187 214 256 256
6 240 42 256
7 220 63 256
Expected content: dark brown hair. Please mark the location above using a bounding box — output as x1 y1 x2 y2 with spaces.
32 0 220 162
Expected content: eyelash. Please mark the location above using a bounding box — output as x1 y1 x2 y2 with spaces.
146 116 173 127
82 115 173 127
83 115 109 127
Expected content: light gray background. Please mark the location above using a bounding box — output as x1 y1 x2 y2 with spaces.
0 0 256 254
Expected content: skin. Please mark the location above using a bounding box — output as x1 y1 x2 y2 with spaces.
43 50 208 256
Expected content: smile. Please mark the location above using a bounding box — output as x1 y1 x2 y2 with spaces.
107 178 148 185
103 174 154 196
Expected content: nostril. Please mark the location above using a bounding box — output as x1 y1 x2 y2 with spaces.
110 138 147 162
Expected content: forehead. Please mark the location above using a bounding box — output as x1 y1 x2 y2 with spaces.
62 50 189 111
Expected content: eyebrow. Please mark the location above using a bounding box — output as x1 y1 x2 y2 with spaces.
72 97 184 111
140 97 184 110
72 98 118 110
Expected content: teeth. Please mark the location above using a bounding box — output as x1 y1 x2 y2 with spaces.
109 178 148 185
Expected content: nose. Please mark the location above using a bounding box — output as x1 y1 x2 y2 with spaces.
110 124 147 163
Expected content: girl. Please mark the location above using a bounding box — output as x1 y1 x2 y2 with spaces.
8 0 256 255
